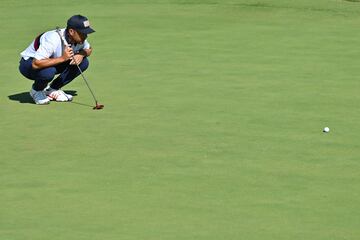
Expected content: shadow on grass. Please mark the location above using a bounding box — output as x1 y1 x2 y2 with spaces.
8 91 33 104
70 101 94 108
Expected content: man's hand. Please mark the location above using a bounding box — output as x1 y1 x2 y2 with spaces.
70 54 84 65
62 45 74 61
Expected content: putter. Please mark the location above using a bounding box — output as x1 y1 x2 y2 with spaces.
56 27 104 110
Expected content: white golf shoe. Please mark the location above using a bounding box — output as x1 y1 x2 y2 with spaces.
45 87 73 102
30 88 50 105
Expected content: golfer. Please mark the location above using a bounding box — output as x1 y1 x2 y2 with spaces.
19 15 95 104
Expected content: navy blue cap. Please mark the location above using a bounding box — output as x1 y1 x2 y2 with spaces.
67 15 95 34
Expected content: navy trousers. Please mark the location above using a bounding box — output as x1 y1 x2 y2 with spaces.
19 57 89 91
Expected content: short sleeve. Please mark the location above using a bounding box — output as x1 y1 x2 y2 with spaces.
83 40 91 49
33 34 57 60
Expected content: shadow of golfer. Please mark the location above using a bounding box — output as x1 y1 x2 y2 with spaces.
8 92 33 104
8 90 78 104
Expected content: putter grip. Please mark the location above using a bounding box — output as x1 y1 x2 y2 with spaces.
56 27 78 64
56 27 69 46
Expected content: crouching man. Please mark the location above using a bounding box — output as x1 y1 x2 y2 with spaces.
19 14 95 104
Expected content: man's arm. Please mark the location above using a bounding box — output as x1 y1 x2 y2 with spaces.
79 47 92 57
32 46 74 69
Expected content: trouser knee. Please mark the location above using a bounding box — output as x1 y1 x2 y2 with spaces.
79 58 89 72
37 68 57 81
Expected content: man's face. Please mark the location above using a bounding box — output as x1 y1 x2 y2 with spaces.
69 28 87 44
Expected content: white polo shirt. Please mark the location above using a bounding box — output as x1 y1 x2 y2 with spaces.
20 28 90 60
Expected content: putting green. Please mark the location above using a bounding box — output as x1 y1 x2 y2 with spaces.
1 1 360 239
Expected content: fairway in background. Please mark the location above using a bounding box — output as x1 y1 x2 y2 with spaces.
1 1 360 239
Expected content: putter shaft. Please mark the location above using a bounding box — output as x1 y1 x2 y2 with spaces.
55 27 100 105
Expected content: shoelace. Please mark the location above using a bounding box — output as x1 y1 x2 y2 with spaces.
49 91 60 99
48 90 70 100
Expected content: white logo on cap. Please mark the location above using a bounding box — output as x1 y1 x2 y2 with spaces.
83 20 90 27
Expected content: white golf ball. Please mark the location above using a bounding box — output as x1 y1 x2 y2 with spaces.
323 127 330 133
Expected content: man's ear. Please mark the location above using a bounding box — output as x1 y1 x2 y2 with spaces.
68 28 76 35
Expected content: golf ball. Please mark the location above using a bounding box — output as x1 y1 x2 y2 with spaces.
323 127 330 133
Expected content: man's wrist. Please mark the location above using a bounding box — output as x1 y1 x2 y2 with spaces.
79 49 88 57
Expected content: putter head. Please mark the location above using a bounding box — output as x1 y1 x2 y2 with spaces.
93 104 104 110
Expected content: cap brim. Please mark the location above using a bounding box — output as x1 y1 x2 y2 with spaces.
78 27 95 35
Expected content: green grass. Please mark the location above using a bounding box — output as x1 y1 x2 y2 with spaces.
1 0 360 239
